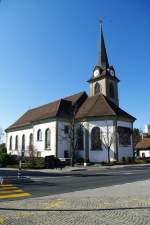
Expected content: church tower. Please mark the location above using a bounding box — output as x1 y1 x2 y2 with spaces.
88 24 120 106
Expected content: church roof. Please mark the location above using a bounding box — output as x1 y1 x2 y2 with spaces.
6 92 87 131
6 92 135 132
135 138 150 150
76 94 136 121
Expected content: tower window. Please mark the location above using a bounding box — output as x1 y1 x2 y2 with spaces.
109 83 115 99
94 82 101 96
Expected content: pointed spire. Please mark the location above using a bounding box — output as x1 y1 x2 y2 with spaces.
98 22 109 69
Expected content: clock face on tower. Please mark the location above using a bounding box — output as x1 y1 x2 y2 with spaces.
93 69 99 78
109 69 115 76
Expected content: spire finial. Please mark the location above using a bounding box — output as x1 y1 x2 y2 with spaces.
97 19 109 69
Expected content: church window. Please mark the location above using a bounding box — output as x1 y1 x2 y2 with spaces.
94 82 101 96
76 127 84 150
9 136 12 150
45 128 51 149
15 135 18 150
91 127 102 150
109 82 115 99
37 129 42 141
29 133 33 146
22 135 25 152
118 126 131 146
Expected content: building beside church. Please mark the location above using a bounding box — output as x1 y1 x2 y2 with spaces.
5 25 136 162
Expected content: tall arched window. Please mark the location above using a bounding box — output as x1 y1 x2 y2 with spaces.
76 127 84 150
91 127 101 150
22 135 25 151
15 135 18 150
109 82 115 99
29 133 33 146
94 82 101 96
9 136 12 150
37 129 42 141
45 128 51 149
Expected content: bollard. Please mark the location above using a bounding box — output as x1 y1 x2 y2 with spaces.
0 176 3 185
18 168 22 179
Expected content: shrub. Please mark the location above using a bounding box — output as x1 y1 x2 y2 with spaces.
0 153 19 167
134 159 145 164
24 157 45 169
0 144 7 153
0 152 10 167
145 158 150 163
127 156 133 163
122 157 126 163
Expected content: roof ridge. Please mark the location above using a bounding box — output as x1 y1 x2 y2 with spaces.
28 91 86 112
99 94 116 115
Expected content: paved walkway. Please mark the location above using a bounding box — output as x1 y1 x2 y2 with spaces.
0 179 150 224
1 163 150 174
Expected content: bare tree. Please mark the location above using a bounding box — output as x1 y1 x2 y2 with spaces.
102 121 116 163
28 144 37 159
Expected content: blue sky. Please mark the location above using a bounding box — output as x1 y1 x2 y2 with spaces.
0 0 149 131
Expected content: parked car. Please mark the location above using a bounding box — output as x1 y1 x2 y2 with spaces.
44 155 66 169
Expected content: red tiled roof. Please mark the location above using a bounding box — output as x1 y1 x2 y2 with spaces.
76 94 136 121
6 92 87 131
135 138 150 150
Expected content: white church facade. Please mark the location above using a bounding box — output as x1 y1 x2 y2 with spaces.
5 25 136 162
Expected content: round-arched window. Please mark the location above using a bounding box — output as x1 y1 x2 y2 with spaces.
109 83 115 99
37 129 42 141
45 128 51 149
91 127 101 150
94 82 101 96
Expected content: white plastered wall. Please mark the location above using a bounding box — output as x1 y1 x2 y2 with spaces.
88 120 115 162
6 128 33 156
74 120 116 162
6 120 57 157
33 121 56 157
57 121 71 158
139 150 150 158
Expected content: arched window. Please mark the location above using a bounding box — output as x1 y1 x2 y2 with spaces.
94 82 101 96
91 127 101 150
37 129 42 141
15 135 18 150
22 135 25 151
29 133 33 146
45 128 51 149
76 127 84 150
109 82 115 99
9 136 12 150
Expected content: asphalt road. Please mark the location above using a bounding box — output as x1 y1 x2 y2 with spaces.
1 165 150 201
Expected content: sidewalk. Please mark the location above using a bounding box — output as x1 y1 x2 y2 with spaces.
0 163 150 174
0 179 150 225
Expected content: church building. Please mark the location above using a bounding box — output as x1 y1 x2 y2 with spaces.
5 25 136 162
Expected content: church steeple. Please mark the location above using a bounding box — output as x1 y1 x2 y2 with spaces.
98 23 109 69
88 23 120 106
